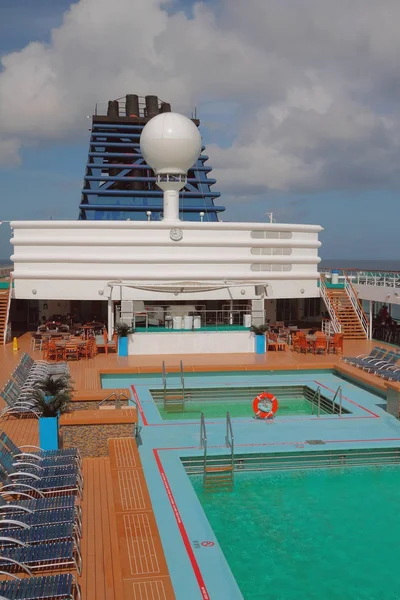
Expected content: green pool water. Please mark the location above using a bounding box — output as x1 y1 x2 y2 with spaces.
157 397 325 420
191 466 400 600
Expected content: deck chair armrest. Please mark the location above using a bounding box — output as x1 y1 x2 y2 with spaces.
0 489 44 500
0 504 32 514
0 519 30 529
12 462 42 472
0 536 28 546
19 445 44 451
0 555 33 575
8 472 40 481
1 483 44 497
13 452 42 462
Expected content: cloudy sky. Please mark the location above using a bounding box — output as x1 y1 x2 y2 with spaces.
0 0 399 260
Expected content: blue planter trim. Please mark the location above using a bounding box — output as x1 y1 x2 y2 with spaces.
255 334 266 354
39 416 59 451
118 336 129 356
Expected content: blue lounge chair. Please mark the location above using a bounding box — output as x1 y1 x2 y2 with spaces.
0 452 83 500
0 539 82 575
0 447 83 486
344 346 387 368
0 522 79 550
0 505 82 537
0 381 40 419
0 573 81 600
0 492 81 521
362 350 400 372
0 432 81 468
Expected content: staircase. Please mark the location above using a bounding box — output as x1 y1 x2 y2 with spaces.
162 360 186 412
0 278 11 346
321 273 369 339
201 413 234 492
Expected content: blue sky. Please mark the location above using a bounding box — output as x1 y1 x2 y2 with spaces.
0 0 398 261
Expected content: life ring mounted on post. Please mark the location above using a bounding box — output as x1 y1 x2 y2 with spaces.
253 392 278 420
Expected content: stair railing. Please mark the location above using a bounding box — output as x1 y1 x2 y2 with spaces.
344 276 370 338
311 386 321 417
200 413 207 484
332 385 343 416
319 275 342 334
162 361 166 401
180 360 185 398
99 390 129 409
2 274 12 346
225 412 235 473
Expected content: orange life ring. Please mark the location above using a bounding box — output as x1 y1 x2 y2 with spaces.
252 392 278 419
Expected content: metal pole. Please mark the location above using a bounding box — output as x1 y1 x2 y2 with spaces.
339 387 342 417
317 389 321 418
107 295 113 341
369 300 373 340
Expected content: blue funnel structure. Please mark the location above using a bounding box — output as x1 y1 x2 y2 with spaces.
79 94 224 221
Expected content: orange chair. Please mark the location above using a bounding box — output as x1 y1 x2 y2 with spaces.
298 337 310 354
314 337 327 355
103 331 117 355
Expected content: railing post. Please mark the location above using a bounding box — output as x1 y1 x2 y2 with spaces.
339 387 343 417
317 388 321 418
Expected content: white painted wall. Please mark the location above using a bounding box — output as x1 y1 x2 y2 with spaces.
127 331 255 355
10 220 323 302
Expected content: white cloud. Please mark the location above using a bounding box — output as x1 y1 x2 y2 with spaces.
1 0 400 194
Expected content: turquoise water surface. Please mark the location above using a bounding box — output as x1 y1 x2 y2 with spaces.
191 466 400 600
157 396 326 420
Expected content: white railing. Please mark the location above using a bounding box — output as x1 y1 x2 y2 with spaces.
320 269 400 289
344 276 370 339
319 276 342 334
3 274 12 345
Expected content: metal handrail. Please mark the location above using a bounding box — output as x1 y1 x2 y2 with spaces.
319 275 342 334
2 273 12 345
311 386 321 417
98 390 129 408
225 412 235 472
200 413 207 483
332 385 343 416
180 360 185 397
162 361 166 399
344 276 370 338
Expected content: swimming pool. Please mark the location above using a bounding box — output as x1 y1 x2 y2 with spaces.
191 461 400 600
151 384 349 420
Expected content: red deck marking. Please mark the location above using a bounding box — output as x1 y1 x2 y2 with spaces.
314 380 380 417
131 384 148 426
201 541 215 547
153 449 211 600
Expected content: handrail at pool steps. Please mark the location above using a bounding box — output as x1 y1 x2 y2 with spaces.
332 385 343 417
344 275 370 339
200 412 234 492
162 360 185 412
311 386 321 417
225 412 235 479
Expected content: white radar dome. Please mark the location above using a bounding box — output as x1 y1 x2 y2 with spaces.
140 112 202 175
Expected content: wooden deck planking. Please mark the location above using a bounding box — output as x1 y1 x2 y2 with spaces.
79 458 124 600
109 438 176 599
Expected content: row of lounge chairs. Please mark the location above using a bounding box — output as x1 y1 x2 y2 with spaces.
0 353 70 418
0 432 82 598
344 346 400 381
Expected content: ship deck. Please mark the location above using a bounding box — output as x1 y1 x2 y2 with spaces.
0 333 397 598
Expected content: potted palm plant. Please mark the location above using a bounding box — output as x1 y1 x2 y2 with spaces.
30 389 72 451
115 322 132 357
33 374 73 402
250 324 269 354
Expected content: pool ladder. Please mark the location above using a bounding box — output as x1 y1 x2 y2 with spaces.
162 360 186 412
200 412 234 492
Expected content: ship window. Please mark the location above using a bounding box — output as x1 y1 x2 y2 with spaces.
251 248 292 256
251 231 293 240
251 264 292 272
